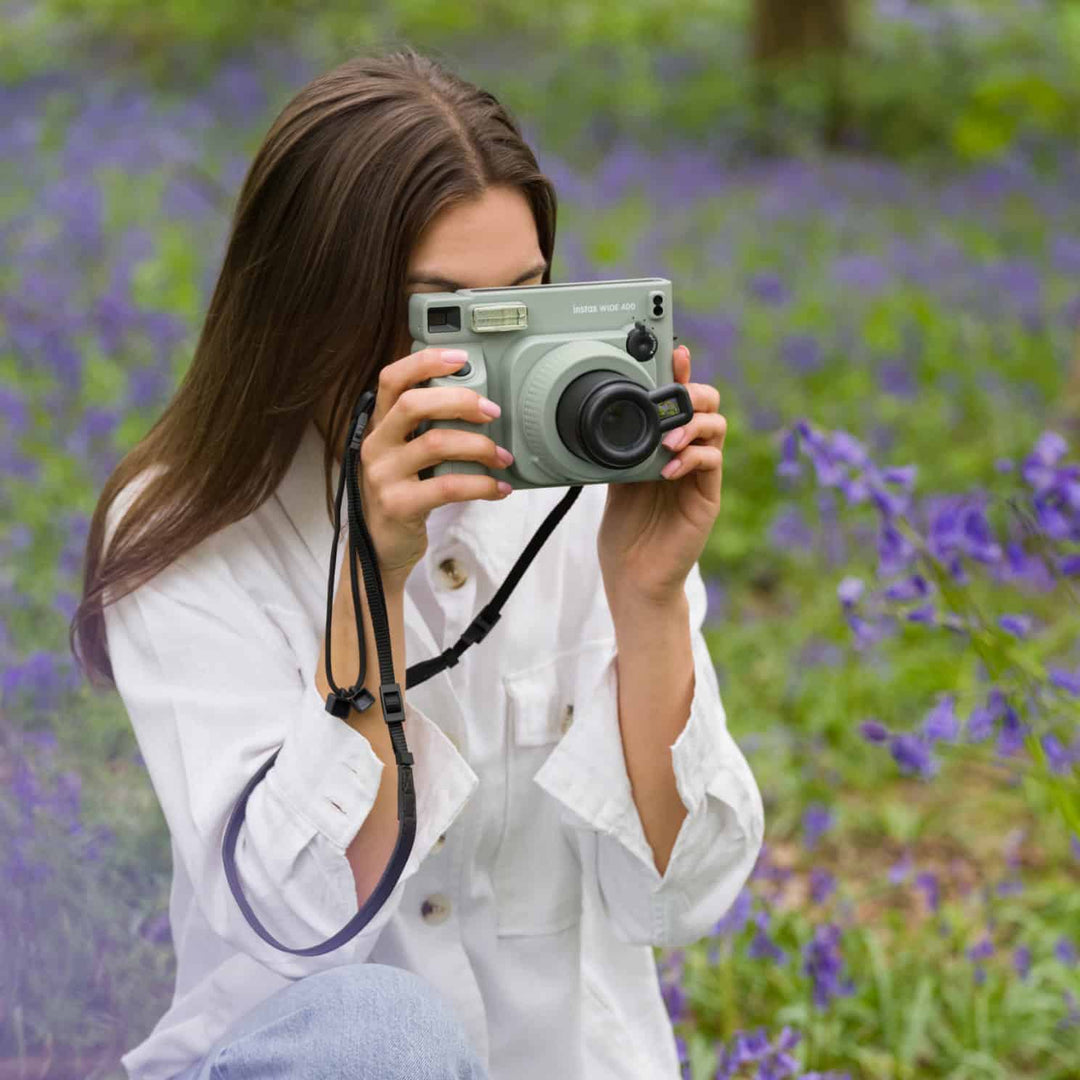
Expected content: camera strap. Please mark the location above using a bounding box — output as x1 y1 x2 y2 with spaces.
222 390 583 955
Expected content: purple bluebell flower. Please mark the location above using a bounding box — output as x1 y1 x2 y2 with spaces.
829 431 870 469
959 505 1003 563
748 927 787 965
1049 668 1080 696
1060 554 1080 577
923 694 959 744
914 871 940 912
883 573 929 602
837 576 864 608
802 803 834 850
996 706 1027 758
778 428 802 479
662 978 687 1022
998 614 1033 639
713 886 753 937
749 271 790 306
1014 944 1032 980
877 521 917 576
890 733 938 779
810 868 836 904
1041 733 1073 775
967 936 994 962
803 923 855 1010
859 719 889 743
846 612 890 650
1055 937 1078 967
868 476 911 519
885 851 911 885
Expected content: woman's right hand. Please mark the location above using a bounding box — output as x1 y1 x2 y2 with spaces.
356 346 515 591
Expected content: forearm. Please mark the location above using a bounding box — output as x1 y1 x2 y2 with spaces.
607 589 694 879
315 553 409 909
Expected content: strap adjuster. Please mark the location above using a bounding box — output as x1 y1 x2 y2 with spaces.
462 608 500 646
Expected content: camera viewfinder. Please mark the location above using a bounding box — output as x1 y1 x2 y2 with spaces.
428 306 462 333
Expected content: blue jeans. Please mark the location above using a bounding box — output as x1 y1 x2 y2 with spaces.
170 962 490 1079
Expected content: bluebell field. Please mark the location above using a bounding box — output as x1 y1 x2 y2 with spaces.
2 20 1080 1080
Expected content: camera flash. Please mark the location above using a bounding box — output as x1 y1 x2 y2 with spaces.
471 302 528 333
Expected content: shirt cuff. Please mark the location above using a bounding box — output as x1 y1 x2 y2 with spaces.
532 625 763 889
269 681 479 865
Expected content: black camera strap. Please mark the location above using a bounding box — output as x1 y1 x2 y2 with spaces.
222 390 583 955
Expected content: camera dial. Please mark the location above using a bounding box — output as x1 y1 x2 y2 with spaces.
625 320 658 362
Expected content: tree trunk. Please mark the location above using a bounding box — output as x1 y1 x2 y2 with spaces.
750 0 853 148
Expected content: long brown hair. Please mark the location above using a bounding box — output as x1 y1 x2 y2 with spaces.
71 45 558 689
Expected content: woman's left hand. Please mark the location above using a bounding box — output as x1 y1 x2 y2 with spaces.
597 345 726 607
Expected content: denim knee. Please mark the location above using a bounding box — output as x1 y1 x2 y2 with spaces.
209 962 487 1080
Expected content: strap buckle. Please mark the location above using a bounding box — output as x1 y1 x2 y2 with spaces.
461 608 500 646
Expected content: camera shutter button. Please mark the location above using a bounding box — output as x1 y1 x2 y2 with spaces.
450 360 472 378
625 321 658 362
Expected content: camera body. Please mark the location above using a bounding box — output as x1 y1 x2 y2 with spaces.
407 277 693 490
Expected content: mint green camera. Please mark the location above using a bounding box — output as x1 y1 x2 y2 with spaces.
408 277 694 489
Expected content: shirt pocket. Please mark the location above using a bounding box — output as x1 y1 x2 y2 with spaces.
493 648 594 936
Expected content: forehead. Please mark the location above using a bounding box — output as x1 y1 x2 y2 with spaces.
409 186 542 275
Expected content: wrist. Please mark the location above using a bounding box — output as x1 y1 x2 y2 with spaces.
607 584 688 633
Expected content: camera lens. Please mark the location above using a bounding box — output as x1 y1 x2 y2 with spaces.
556 370 660 469
599 399 648 449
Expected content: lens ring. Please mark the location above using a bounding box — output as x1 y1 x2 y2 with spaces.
579 381 659 468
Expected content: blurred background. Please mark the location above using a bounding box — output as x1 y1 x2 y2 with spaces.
2 1 1079 1077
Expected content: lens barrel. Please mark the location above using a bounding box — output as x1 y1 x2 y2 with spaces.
556 370 660 468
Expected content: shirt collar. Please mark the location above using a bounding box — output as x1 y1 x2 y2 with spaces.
274 419 544 587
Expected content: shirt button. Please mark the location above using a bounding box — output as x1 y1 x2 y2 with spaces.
560 703 575 734
437 557 468 590
432 833 446 853
420 893 451 925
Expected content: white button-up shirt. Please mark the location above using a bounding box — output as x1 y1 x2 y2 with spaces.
105 419 765 1080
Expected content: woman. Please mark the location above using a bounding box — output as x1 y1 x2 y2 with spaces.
72 46 764 1080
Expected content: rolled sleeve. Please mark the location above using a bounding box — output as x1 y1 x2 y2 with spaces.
533 560 764 948
104 525 478 980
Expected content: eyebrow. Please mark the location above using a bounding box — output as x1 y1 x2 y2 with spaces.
406 259 549 290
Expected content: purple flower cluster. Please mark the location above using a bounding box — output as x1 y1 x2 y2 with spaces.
713 1025 850 1080
779 421 1080 814
803 923 856 1010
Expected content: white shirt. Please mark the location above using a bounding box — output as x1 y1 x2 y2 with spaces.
104 419 765 1080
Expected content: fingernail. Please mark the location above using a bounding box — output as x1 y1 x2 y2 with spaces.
495 446 514 466
662 427 685 450
661 457 681 479
479 397 501 418
441 349 469 364
496 480 512 495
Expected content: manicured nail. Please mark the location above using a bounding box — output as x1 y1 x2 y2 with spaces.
479 397 501 417
496 480 512 495
495 446 514 466
441 349 469 364
662 427 685 450
661 457 681 479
